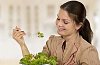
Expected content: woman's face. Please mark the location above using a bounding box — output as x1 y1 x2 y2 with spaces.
56 9 80 36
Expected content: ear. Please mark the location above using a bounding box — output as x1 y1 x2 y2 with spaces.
75 22 83 30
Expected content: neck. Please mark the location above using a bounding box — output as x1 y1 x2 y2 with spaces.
62 32 80 42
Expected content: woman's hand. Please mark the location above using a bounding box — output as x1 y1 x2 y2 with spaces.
12 26 30 56
12 26 26 46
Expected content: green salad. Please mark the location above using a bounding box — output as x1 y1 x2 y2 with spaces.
20 52 57 65
20 32 57 65
37 32 44 38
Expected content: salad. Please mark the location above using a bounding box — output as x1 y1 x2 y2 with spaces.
19 32 57 65
20 52 57 65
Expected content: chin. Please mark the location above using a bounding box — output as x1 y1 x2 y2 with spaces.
57 31 66 36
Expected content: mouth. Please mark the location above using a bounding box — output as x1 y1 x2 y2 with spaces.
58 28 66 31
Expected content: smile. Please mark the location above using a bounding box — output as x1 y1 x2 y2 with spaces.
58 29 66 31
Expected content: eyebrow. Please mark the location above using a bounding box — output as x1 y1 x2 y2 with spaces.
57 15 71 21
57 15 59 18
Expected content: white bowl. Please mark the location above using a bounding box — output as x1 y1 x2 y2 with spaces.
43 64 50 65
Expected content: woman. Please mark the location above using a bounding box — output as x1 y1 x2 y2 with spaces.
12 1 100 65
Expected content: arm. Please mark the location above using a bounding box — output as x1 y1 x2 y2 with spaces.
12 26 30 57
42 35 56 56
80 46 100 65
42 35 55 56
20 43 30 57
42 41 50 56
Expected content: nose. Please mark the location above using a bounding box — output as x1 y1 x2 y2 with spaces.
56 20 63 27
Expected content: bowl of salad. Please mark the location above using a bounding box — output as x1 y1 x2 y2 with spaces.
19 52 57 65
19 32 57 65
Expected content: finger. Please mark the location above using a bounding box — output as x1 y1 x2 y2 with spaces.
12 29 18 37
14 31 21 37
15 31 25 37
17 32 25 37
15 26 21 31
12 29 20 39
17 34 24 39
13 32 23 40
13 30 26 38
13 29 16 34
21 31 26 35
12 31 19 39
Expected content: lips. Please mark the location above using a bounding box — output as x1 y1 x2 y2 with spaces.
58 28 66 31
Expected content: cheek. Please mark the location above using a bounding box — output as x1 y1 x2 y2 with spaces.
65 25 76 32
56 20 58 25
70 27 77 33
56 21 59 27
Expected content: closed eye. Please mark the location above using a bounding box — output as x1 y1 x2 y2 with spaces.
63 20 69 24
57 18 60 20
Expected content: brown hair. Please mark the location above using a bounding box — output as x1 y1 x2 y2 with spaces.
60 1 93 44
